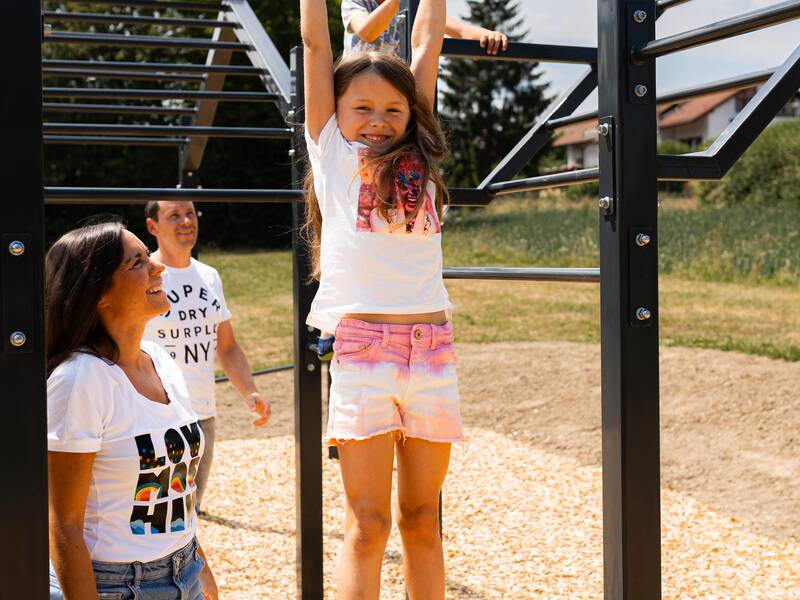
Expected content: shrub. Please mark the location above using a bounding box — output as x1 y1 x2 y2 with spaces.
697 120 800 206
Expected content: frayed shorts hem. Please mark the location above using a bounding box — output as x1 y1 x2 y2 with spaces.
326 427 465 447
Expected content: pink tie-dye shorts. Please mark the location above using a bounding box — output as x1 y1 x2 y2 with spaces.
326 318 463 446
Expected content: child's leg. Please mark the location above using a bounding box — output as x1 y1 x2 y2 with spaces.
336 432 396 600
395 438 451 600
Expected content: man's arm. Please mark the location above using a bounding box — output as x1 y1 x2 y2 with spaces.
346 0 400 43
444 16 509 55
216 321 271 427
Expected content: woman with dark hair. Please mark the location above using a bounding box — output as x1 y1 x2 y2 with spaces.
46 221 218 600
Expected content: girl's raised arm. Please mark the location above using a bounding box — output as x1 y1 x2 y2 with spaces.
410 0 445 108
300 0 335 142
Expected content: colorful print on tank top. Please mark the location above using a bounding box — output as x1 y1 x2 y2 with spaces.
356 152 441 235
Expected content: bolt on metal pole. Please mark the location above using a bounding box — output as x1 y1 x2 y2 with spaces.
597 1 662 599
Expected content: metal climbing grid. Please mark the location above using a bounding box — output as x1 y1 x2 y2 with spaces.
2 0 800 598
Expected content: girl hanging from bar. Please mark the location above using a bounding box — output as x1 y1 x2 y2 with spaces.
300 0 461 597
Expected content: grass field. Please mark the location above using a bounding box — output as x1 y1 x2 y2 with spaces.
204 196 800 368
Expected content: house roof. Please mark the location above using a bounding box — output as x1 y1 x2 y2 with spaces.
658 89 740 128
553 87 747 147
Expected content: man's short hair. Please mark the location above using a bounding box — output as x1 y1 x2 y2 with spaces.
144 201 161 221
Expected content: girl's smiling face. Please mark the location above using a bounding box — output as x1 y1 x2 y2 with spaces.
336 71 411 152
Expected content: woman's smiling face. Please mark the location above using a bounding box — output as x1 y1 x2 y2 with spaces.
99 230 169 321
336 71 411 152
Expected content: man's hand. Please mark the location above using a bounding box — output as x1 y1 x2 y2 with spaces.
246 392 272 428
479 29 508 56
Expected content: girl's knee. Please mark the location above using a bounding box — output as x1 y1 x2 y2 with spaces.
397 502 440 543
348 508 391 552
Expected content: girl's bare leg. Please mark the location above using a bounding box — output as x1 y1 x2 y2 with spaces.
336 432 396 600
395 438 451 599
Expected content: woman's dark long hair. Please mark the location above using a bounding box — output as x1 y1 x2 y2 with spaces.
45 221 125 374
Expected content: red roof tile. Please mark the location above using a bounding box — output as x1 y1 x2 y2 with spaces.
553 86 752 147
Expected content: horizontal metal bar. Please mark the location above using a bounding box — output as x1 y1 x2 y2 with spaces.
443 267 600 283
45 32 250 51
41 11 239 29
43 68 205 82
488 168 600 195
547 112 597 129
42 102 197 116
226 0 292 111
656 0 693 14
448 187 492 206
442 39 597 64
43 123 293 138
43 87 278 102
657 68 776 104
43 59 264 76
656 154 722 180
634 0 800 61
547 66 778 130
44 135 187 146
63 0 228 11
43 187 304 204
215 364 293 383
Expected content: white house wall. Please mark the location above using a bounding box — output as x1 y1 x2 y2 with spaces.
583 143 599 168
707 98 738 140
660 119 708 146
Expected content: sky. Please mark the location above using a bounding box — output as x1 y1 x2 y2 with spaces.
445 0 800 110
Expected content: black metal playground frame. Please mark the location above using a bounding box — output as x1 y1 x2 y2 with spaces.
3 0 800 598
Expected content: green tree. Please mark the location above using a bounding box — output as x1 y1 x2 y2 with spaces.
439 0 549 188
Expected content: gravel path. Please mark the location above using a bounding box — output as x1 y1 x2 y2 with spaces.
201 342 800 598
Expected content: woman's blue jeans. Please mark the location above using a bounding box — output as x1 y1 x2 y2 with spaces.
50 537 205 600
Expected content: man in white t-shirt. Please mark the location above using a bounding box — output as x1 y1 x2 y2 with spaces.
143 201 271 512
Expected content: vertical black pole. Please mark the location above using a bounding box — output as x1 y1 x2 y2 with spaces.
399 0 420 60
597 2 661 599
0 0 48 597
290 47 324 600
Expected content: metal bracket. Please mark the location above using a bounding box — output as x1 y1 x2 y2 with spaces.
597 115 616 220
2 234 35 354
628 3 656 105
397 8 410 63
628 226 657 327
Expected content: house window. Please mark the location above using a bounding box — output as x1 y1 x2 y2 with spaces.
735 89 756 112
680 137 702 150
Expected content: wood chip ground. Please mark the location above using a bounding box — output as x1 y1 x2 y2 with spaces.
199 342 800 598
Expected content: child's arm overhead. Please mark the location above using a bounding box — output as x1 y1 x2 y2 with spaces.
300 0 335 142
444 17 509 56
410 0 446 108
344 0 400 43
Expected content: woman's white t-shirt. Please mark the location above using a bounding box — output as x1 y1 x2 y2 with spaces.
304 115 452 333
47 342 204 563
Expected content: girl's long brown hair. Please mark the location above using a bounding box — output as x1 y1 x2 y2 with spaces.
45 221 125 374
301 52 450 280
